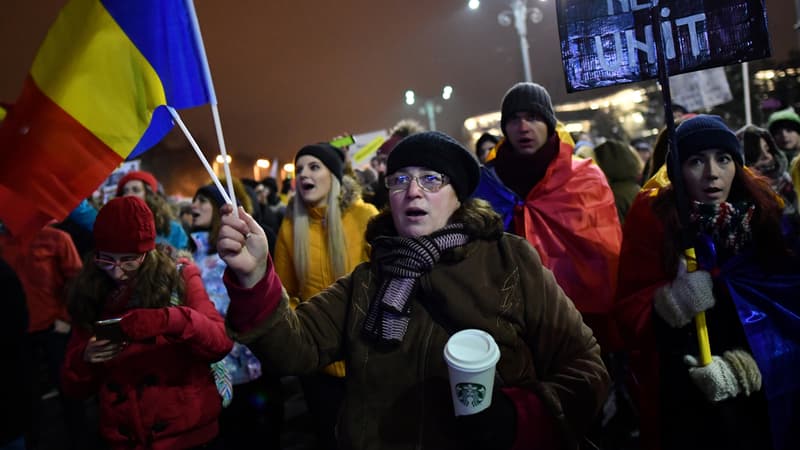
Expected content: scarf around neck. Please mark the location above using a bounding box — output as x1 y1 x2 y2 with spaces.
493 132 559 199
689 200 755 257
362 224 470 345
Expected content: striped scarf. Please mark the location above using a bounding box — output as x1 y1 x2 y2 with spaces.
362 224 470 345
689 200 755 255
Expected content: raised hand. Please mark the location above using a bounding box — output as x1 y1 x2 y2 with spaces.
217 204 269 288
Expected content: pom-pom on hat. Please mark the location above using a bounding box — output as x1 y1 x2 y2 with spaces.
387 131 480 201
668 114 743 182
295 143 344 182
116 170 158 196
500 82 557 136
94 196 156 254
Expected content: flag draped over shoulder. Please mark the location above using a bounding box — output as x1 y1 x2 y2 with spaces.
0 0 211 239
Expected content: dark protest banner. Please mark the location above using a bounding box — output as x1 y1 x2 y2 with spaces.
556 0 770 92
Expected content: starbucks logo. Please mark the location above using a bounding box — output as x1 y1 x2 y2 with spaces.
455 382 486 407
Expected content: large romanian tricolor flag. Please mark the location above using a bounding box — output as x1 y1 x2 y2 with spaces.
0 0 211 239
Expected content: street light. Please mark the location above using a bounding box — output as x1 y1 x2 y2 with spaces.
471 0 545 83
404 85 454 131
254 158 270 180
213 154 232 177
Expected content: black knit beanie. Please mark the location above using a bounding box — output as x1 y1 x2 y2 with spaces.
195 184 227 208
667 114 743 181
500 82 557 136
387 131 480 201
295 143 344 182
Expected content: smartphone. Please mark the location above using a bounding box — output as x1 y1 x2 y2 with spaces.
330 134 355 149
95 317 126 342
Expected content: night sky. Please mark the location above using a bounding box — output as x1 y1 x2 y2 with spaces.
1 0 796 195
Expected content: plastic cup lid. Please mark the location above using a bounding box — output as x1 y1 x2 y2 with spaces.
443 329 500 372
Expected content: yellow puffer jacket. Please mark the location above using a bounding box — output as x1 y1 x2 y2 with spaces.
274 177 378 377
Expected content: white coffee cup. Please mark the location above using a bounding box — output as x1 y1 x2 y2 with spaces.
443 329 501 416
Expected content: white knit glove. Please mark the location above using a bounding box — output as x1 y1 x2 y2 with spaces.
684 349 762 403
721 349 762 396
654 257 715 327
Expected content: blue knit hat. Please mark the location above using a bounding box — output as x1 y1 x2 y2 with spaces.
668 115 742 182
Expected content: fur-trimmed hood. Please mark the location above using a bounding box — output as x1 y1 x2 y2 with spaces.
364 198 504 244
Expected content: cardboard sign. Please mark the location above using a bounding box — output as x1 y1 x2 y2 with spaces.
556 0 770 92
348 130 390 169
670 67 733 111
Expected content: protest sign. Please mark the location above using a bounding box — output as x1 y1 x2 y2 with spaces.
556 0 770 92
670 67 733 111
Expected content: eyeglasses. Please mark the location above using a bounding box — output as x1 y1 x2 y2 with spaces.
385 172 449 193
94 253 146 272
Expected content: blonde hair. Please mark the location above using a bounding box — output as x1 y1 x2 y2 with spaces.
291 176 347 287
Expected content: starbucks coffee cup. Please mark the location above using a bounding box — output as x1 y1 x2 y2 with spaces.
443 329 501 416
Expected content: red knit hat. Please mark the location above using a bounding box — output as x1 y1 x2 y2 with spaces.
116 170 158 196
94 197 156 253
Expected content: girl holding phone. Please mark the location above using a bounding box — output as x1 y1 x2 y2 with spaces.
61 196 232 450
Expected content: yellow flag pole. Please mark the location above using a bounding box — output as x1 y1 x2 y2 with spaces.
650 2 712 368
684 248 712 366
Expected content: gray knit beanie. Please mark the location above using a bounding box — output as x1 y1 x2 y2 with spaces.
500 82 557 136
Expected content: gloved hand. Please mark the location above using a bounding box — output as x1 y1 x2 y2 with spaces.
684 349 762 403
654 257 715 327
456 387 517 450
120 308 170 341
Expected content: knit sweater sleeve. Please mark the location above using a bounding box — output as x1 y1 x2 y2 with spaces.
224 254 284 333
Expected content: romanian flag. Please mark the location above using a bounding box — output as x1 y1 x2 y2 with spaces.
0 0 211 239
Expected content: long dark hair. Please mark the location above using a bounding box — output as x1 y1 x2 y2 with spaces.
67 247 185 331
652 162 787 273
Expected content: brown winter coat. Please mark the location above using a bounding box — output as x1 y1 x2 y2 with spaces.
229 200 608 449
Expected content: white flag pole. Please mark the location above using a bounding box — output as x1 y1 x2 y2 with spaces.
269 158 279 178
184 0 238 216
167 107 232 205
742 62 752 126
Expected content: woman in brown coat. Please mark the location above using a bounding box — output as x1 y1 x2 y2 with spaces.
217 131 609 449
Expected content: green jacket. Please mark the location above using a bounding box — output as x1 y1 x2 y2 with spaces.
229 201 609 449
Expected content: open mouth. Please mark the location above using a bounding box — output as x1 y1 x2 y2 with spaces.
300 181 315 191
405 207 427 217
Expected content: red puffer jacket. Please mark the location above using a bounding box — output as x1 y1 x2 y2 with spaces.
61 262 233 450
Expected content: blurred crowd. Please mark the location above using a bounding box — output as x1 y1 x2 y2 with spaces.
2 80 799 450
